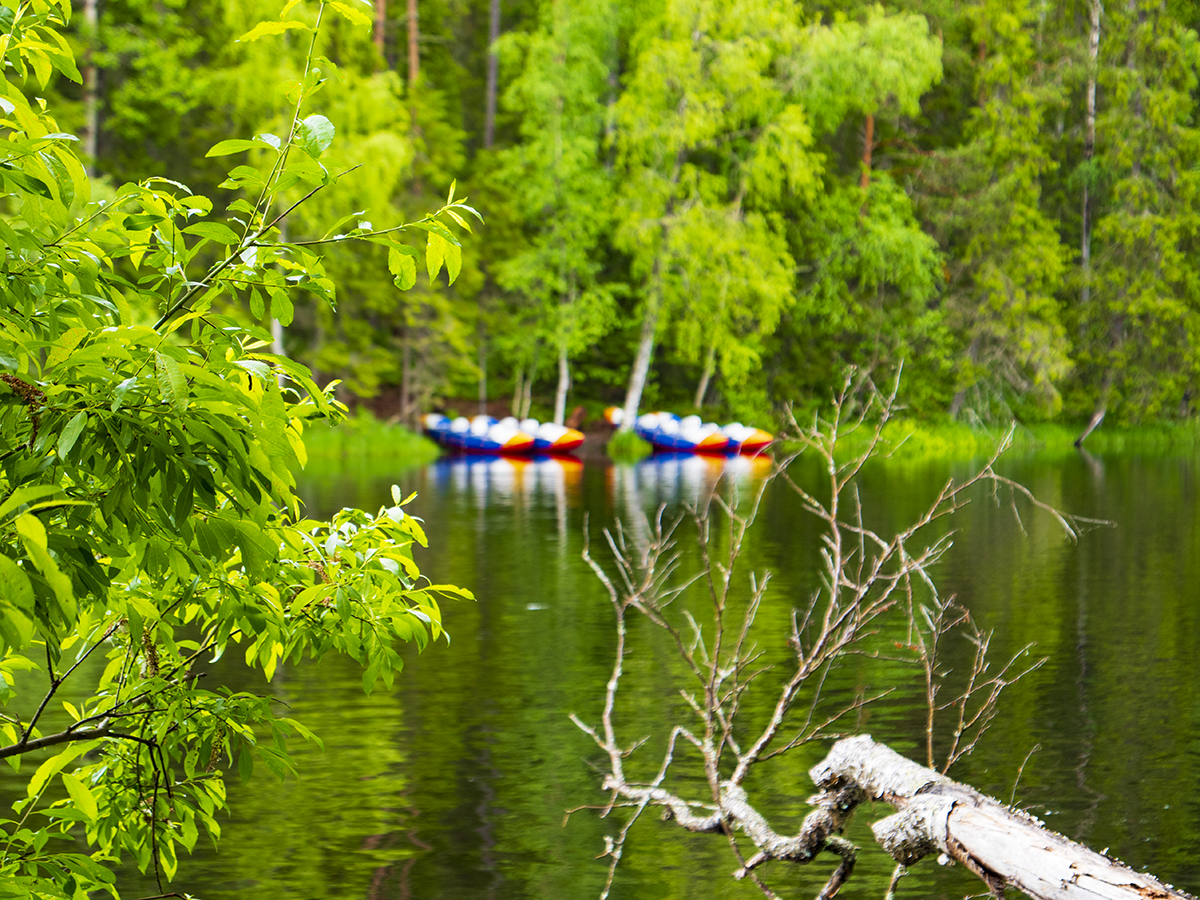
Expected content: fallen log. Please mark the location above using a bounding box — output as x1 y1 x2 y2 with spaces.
811 735 1192 900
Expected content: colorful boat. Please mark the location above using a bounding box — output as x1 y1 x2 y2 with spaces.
635 412 730 454
604 407 773 456
500 417 585 454
422 414 535 455
718 422 774 457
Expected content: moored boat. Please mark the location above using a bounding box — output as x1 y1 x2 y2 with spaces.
635 412 730 454
500 416 585 454
604 408 773 456
422 414 535 455
719 422 774 457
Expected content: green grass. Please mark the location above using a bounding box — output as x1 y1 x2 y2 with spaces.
301 411 441 467
607 429 653 463
818 417 1200 464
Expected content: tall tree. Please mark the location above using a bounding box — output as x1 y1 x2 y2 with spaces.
493 0 617 424
915 0 1073 420
612 0 818 428
1070 0 1200 419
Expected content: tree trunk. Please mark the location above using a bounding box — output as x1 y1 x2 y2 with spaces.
82 0 98 176
620 264 661 430
401 333 413 422
694 339 716 409
407 0 419 97
511 367 523 418
477 306 487 415
812 735 1189 900
860 112 874 192
553 340 569 425
374 0 386 56
1081 0 1101 306
483 0 500 148
520 358 534 419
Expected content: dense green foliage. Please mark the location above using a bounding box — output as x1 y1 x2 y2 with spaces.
0 0 474 895
63 0 1200 426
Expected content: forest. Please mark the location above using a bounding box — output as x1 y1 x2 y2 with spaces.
58 0 1200 427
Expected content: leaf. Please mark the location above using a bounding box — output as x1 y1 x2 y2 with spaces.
61 773 97 822
330 1 371 26
154 351 188 411
426 232 449 284
270 290 294 327
299 115 336 159
0 486 62 521
206 139 264 157
236 19 311 41
57 410 87 459
15 513 46 550
183 221 241 244
0 556 33 611
122 213 164 230
388 246 417 290
444 240 462 284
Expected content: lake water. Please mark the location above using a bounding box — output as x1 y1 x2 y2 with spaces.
122 448 1200 898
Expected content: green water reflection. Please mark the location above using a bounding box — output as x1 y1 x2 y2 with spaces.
112 450 1200 899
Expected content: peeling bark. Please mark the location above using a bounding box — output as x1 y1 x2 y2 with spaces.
813 736 1193 900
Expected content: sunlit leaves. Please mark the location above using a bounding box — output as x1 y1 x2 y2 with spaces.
237 19 311 41
0 1 470 895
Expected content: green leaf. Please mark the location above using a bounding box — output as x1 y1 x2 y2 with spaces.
299 115 336 159
206 139 264 157
388 246 417 290
57 410 87 459
154 351 188 411
330 1 371 27
237 20 311 41
270 290 294 327
426 232 449 284
184 221 242 244
122 213 165 230
0 556 33 611
61 773 98 822
0 485 63 521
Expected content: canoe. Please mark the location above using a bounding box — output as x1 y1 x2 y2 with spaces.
422 414 535 455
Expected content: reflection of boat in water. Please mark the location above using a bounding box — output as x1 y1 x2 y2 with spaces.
423 414 584 455
609 451 774 511
432 453 583 507
604 408 773 456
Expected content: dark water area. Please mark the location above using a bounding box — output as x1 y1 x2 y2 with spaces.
104 450 1200 897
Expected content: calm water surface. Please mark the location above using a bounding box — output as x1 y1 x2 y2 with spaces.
121 449 1200 898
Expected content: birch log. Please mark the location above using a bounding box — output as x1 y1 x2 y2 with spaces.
812 735 1192 900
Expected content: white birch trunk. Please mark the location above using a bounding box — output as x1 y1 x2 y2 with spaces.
82 0 98 176
813 736 1190 900
620 280 660 431
553 341 569 425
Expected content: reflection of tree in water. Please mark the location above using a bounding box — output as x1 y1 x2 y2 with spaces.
362 789 433 900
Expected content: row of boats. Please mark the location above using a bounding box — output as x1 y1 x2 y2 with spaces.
422 409 774 457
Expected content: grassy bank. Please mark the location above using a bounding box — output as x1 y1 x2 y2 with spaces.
823 417 1200 463
606 429 653 462
302 412 441 466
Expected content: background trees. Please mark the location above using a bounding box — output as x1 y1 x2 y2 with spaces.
46 0 1200 425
